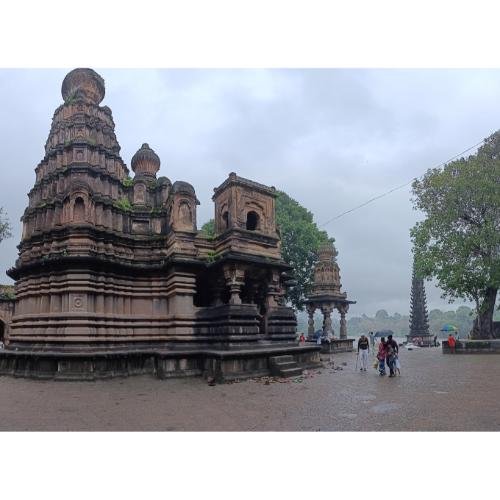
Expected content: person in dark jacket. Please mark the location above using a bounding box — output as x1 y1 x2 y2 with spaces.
386 335 398 377
357 335 370 371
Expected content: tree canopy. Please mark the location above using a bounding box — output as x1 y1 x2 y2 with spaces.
275 191 332 310
411 131 500 338
0 207 12 244
199 219 215 239
200 190 333 310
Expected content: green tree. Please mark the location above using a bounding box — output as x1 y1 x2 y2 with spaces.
199 190 332 310
0 207 12 244
411 131 500 339
200 219 215 238
275 191 332 310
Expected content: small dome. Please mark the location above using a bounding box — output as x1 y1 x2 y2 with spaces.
157 176 171 186
172 180 195 195
62 68 105 105
131 143 160 178
317 241 338 262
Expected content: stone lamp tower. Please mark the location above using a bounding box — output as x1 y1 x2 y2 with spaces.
407 261 432 346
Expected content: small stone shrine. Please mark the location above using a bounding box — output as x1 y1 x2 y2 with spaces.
0 68 321 381
305 242 355 352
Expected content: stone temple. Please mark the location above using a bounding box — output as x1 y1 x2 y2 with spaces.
0 68 321 380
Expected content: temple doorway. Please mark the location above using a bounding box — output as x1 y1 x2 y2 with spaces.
0 320 5 344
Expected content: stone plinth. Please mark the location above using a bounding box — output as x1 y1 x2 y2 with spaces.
0 344 322 382
442 339 500 354
406 334 434 347
307 338 354 353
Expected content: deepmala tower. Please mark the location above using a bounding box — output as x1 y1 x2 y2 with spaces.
2 68 320 380
407 261 432 346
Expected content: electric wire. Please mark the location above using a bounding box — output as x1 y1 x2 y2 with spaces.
319 139 485 227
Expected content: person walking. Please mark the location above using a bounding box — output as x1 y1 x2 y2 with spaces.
369 331 375 350
377 337 387 376
357 334 370 371
386 334 399 377
316 330 322 346
448 333 456 353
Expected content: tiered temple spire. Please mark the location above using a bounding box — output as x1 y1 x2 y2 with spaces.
408 261 432 344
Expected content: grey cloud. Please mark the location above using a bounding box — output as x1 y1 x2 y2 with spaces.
2 69 498 316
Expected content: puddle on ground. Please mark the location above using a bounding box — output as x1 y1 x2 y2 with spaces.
370 402 401 414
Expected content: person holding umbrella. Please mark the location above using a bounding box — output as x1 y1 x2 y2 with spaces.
441 324 458 353
447 333 456 353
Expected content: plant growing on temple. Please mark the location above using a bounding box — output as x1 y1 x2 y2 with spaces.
122 176 134 188
411 131 500 339
0 207 12 244
113 197 133 212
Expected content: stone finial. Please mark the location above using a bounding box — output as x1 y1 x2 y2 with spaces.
317 241 338 262
131 143 161 178
61 68 105 105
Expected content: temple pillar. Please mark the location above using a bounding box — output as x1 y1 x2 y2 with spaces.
306 303 316 338
337 303 349 339
223 265 245 305
321 304 334 337
265 270 281 309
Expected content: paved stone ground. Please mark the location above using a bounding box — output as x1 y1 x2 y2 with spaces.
0 347 498 431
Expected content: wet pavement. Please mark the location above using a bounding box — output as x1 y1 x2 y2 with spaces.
0 347 498 431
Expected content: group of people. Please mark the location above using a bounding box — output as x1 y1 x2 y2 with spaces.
357 333 400 377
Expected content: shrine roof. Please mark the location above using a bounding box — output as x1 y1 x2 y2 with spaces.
213 172 277 199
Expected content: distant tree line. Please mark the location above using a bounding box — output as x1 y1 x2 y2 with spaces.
297 306 499 338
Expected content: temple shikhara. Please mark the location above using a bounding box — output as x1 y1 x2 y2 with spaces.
0 68 322 380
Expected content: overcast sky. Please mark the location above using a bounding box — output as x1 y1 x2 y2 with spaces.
1 68 498 316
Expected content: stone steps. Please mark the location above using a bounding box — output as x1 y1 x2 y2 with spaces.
269 355 303 377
